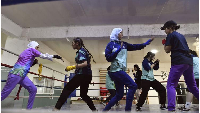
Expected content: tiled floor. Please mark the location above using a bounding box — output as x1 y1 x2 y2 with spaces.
2 104 199 113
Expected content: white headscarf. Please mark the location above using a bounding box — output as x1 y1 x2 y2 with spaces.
27 41 39 49
110 28 122 41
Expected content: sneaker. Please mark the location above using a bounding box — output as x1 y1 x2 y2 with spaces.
115 104 122 108
178 105 184 110
160 104 167 110
168 110 176 112
52 108 60 111
92 109 98 112
136 106 141 111
182 106 190 111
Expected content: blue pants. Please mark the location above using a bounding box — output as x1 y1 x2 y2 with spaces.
103 71 137 111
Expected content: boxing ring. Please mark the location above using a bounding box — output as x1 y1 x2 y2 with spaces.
1 48 199 113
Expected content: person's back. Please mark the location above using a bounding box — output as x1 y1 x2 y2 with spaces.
166 31 192 65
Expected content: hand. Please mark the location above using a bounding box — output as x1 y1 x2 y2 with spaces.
162 39 166 45
144 38 154 45
53 55 64 62
151 64 155 69
31 59 38 67
65 65 76 72
156 59 160 62
154 59 160 64
53 55 62 59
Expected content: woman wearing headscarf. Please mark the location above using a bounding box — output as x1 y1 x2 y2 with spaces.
103 28 153 111
1 41 62 109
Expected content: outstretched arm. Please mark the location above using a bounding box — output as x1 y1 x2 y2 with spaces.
126 38 154 51
32 48 63 61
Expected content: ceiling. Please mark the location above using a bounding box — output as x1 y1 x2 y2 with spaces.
2 0 199 28
1 0 198 64
40 37 197 63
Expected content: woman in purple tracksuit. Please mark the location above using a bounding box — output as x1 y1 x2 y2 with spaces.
1 41 62 109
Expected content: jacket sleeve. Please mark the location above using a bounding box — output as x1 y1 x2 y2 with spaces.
125 42 146 51
105 42 121 62
142 59 151 71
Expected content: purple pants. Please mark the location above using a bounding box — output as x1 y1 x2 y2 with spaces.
1 73 37 109
167 64 199 111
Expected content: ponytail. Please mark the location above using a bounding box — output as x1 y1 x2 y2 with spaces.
73 37 96 63
82 44 96 63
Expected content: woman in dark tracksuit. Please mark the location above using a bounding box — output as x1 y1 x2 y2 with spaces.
54 38 97 111
103 28 153 111
133 64 142 101
136 52 166 111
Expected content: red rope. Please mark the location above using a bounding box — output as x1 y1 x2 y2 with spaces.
1 63 185 85
14 85 22 100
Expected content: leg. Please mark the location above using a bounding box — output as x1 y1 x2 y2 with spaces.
135 89 141 101
19 76 37 109
104 89 116 103
120 71 137 111
103 72 124 111
136 79 151 107
80 75 96 111
183 66 199 100
151 79 166 105
167 65 186 111
55 75 81 109
135 80 140 101
1 73 21 101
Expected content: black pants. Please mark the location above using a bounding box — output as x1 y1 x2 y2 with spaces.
137 79 166 107
104 89 116 103
55 74 96 110
135 80 142 89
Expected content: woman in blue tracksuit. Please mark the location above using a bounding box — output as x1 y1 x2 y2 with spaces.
103 28 153 111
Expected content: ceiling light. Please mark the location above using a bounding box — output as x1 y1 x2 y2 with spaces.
151 49 158 54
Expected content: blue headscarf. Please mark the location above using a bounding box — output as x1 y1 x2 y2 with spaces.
110 28 122 41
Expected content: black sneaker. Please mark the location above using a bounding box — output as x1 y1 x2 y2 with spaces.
136 106 141 111
92 109 98 112
160 104 167 110
168 110 176 112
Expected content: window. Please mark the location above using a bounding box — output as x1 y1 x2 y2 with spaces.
33 77 54 94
